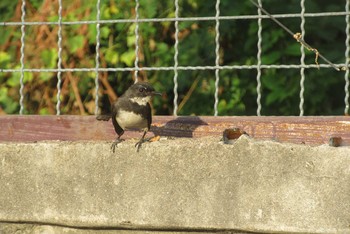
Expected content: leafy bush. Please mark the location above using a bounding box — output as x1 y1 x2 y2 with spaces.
0 0 348 115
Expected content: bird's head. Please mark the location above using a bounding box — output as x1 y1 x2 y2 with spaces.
125 82 161 105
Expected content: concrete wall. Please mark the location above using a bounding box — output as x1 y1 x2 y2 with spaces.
0 136 349 233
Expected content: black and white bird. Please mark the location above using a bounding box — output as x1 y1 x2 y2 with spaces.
97 82 161 152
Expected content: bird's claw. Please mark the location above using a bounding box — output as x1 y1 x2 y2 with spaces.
135 138 151 152
135 140 144 152
110 139 124 153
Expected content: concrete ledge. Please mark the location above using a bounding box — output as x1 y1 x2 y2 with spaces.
0 223 233 234
0 136 349 233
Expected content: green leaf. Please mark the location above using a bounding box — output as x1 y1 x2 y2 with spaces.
285 43 302 56
88 24 97 42
39 72 54 82
218 99 228 110
0 87 18 113
67 35 85 53
39 108 50 115
7 70 33 87
102 6 111 19
126 34 136 47
88 24 110 42
100 26 110 39
41 49 58 68
266 90 282 105
0 51 10 64
0 87 8 102
262 51 282 64
48 15 58 22
105 49 119 65
140 0 157 18
120 50 135 66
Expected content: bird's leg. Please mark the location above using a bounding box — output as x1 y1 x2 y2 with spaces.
135 130 148 152
111 135 124 153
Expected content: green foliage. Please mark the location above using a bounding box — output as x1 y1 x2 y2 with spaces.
0 87 18 113
67 36 85 53
0 0 348 115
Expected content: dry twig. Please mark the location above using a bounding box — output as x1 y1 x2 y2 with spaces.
250 0 343 71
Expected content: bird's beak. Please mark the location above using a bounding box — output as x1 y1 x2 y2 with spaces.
152 91 162 96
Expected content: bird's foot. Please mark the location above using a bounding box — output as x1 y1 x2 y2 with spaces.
96 114 111 121
134 136 160 152
135 138 150 152
111 139 125 153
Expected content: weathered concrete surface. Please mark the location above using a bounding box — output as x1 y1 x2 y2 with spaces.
0 136 349 233
0 223 239 234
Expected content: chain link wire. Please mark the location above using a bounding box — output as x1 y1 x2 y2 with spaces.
299 0 306 116
214 0 221 116
345 0 350 115
2 1 350 115
3 12 349 27
256 0 262 116
134 0 140 83
56 0 63 115
2 64 348 73
173 0 179 116
94 0 101 115
19 0 26 115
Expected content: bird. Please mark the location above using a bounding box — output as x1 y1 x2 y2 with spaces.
96 82 161 152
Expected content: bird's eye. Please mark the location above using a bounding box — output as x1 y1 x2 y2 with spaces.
139 87 145 92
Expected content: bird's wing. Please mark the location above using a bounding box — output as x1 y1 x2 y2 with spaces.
146 102 152 130
111 101 124 136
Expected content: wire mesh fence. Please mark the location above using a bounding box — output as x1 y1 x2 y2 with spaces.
0 0 349 116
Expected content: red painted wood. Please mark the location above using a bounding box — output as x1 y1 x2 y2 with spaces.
0 115 350 146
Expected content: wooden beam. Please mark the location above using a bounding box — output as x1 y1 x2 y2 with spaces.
0 116 349 146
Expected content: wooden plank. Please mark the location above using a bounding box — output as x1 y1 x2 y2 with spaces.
0 115 350 146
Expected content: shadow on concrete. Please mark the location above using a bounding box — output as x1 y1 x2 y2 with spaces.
151 116 208 138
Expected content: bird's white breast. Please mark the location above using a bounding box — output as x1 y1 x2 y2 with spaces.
130 96 151 106
116 110 147 130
